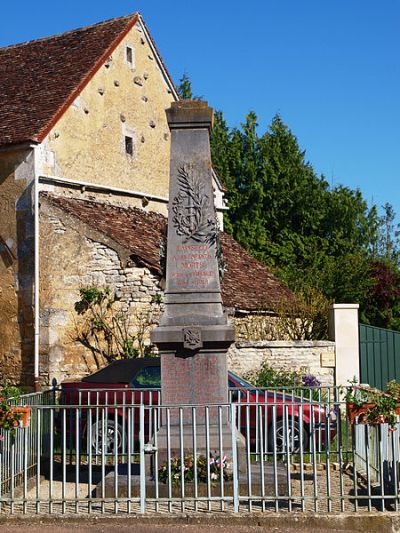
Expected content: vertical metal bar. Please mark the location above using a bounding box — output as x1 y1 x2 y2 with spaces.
179 407 185 513
284 404 292 512
36 409 41 514
166 408 172 513
88 406 93 514
255 389 259 461
299 403 305 512
114 405 118 514
231 404 239 513
272 404 278 512
325 406 332 512
378 424 385 512
246 402 252 512
351 424 358 513
311 405 318 512
140 404 146 514
218 405 224 511
153 406 159 513
122 390 126 458
337 402 345 513
49 407 54 514
365 424 372 512
62 409 66 514
258 404 265 511
192 407 198 512
205 406 211 511
392 422 399 512
127 405 132 515
10 434 15 515
75 407 79 514
101 409 105 514
95 391 99 465
23 425 28 514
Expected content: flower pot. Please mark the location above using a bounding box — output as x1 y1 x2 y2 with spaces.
11 406 31 428
347 402 400 425
0 406 31 430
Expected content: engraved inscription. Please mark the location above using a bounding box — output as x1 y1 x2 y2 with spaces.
172 165 217 246
171 243 215 288
183 328 202 350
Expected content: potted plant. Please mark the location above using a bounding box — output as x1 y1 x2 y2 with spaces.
0 385 31 437
346 381 400 430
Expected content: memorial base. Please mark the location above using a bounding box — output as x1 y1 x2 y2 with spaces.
96 462 287 499
146 423 247 477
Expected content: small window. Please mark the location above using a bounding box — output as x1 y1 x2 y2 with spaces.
126 47 133 63
125 46 135 69
125 135 133 156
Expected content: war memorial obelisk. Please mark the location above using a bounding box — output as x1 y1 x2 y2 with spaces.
151 100 238 455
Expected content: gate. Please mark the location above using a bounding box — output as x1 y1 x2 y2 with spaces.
359 324 400 389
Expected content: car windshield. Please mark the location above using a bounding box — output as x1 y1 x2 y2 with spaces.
228 371 254 389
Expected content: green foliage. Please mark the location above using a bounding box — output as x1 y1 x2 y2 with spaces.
345 381 400 430
246 364 325 401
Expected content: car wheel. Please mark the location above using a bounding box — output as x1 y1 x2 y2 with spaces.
268 418 308 454
90 420 123 454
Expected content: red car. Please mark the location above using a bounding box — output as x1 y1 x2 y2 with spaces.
60 358 336 453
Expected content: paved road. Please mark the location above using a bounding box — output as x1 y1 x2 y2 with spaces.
0 526 360 533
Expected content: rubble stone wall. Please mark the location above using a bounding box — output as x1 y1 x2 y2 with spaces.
227 340 336 387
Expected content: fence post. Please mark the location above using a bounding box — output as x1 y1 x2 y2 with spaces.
139 404 146 514
328 303 360 386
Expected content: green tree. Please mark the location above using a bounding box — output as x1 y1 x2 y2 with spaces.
177 72 193 99
180 73 400 330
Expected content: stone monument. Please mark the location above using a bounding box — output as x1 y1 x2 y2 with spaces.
97 101 286 497
151 100 239 458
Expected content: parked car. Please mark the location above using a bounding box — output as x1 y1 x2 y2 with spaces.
60 358 336 453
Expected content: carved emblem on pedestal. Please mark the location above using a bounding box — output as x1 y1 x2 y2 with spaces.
183 327 203 350
172 165 217 246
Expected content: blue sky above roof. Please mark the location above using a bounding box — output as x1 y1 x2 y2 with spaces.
1 1 399 214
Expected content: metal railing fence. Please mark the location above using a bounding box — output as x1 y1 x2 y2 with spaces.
0 388 56 495
0 386 399 515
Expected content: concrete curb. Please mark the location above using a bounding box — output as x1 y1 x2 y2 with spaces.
0 513 399 532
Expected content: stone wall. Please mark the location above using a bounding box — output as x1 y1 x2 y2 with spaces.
40 202 163 385
0 148 35 386
227 340 336 387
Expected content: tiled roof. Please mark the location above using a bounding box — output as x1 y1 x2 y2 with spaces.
0 14 138 147
41 194 292 311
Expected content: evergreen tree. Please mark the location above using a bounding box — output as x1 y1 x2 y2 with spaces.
178 73 400 330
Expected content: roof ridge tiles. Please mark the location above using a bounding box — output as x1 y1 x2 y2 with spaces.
0 12 138 51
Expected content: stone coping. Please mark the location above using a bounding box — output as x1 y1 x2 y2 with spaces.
234 340 335 349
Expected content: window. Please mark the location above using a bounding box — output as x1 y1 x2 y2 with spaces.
125 135 133 156
126 46 135 68
126 46 133 63
131 366 161 388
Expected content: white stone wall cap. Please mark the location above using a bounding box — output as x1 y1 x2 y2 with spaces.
235 340 335 349
328 303 359 309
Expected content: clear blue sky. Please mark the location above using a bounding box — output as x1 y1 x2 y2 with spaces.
1 1 399 214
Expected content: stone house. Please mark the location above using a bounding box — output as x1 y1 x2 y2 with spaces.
0 13 293 388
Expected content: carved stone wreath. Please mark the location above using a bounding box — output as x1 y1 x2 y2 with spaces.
172 165 217 246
